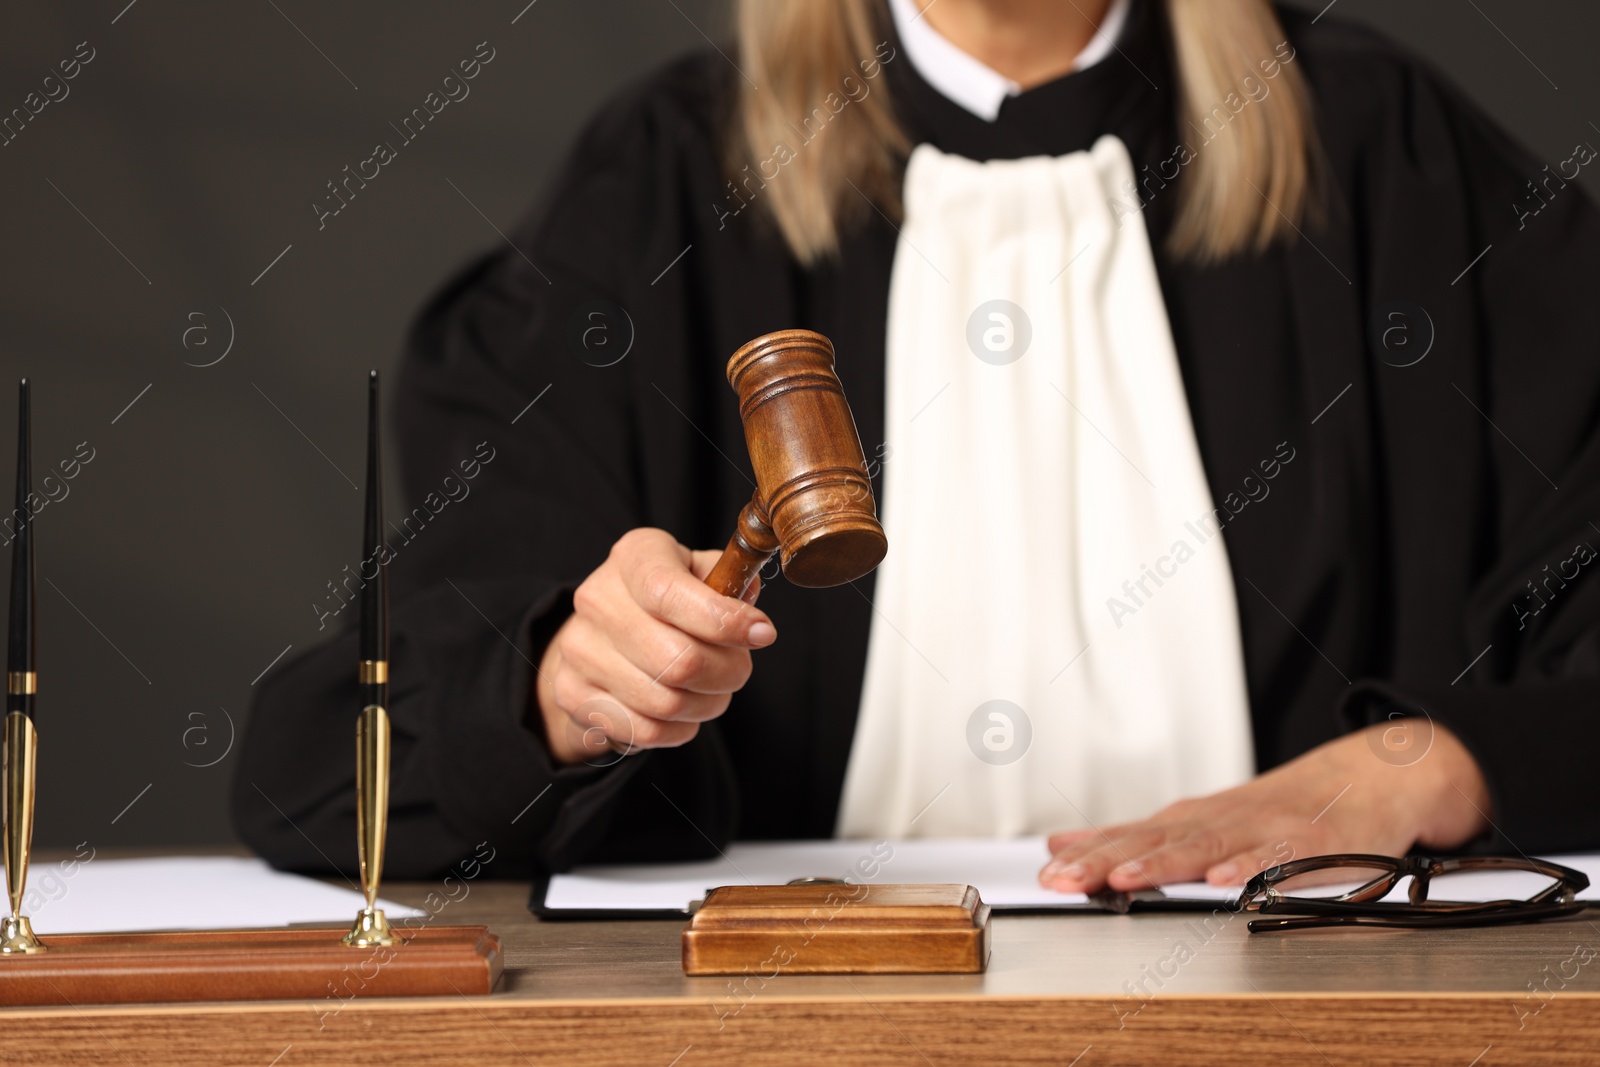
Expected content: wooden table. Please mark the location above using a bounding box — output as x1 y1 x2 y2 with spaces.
4 876 1599 1066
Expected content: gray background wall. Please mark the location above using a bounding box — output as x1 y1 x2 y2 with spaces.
1 0 1594 850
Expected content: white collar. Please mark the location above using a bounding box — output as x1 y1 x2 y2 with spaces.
886 0 1133 122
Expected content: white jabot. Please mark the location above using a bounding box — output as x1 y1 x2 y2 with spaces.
886 0 1133 122
835 137 1256 839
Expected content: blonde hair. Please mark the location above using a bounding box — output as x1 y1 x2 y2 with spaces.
733 0 1319 264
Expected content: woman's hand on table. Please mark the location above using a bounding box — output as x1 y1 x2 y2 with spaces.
1039 720 1492 893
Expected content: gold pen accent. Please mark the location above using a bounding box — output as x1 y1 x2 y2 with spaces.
357 660 387 685
1 711 42 953
342 704 397 947
6 672 34 696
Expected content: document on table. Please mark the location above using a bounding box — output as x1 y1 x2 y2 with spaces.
536 837 1600 918
21 856 427 935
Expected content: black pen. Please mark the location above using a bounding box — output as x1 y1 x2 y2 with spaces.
7 379 34 724
358 370 387 713
3 378 43 953
345 370 397 948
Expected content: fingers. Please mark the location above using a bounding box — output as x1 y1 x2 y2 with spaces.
547 683 700 758
1047 826 1117 854
1099 826 1235 890
1204 845 1293 888
558 615 736 719
1041 823 1267 893
576 585 755 694
1039 827 1174 893
538 529 776 766
689 548 764 605
688 548 723 581
616 531 775 648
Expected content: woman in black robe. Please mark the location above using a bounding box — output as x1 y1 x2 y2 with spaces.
233 0 1600 890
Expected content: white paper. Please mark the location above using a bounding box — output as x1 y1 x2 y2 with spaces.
544 837 1600 913
21 856 427 935
546 837 1085 912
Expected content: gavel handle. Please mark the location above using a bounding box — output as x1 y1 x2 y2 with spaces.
705 497 779 599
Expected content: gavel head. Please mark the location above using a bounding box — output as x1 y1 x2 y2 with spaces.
726 329 887 588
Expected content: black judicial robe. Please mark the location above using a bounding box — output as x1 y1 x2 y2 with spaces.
234 1 1600 879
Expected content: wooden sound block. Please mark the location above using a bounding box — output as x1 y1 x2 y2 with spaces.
0 924 502 1006
681 883 990 976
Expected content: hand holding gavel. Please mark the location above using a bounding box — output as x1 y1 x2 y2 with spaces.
535 330 886 765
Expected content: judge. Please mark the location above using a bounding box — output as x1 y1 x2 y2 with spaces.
234 0 1600 894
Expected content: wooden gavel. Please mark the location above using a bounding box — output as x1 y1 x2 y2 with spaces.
704 329 888 599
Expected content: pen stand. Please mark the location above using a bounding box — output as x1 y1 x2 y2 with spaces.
0 374 507 1006
0 923 503 1005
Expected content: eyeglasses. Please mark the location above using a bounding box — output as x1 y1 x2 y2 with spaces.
1238 854 1590 933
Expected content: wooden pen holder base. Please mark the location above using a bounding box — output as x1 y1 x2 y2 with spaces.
0 924 502 1006
682 883 990 976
